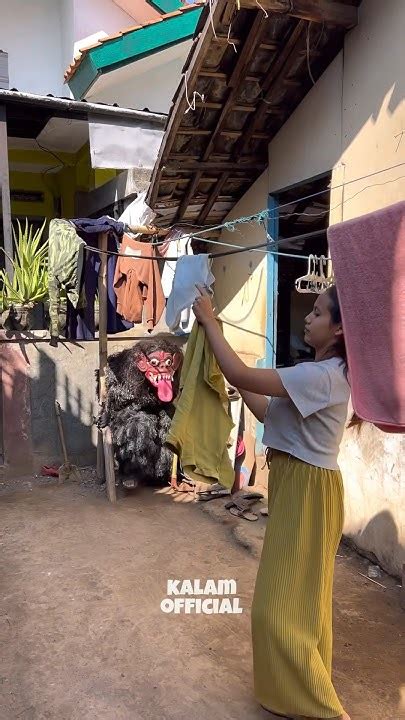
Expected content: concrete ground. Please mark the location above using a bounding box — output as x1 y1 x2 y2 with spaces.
0 474 404 720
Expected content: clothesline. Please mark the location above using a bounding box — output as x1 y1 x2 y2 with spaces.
113 162 405 260
84 228 325 263
188 161 405 238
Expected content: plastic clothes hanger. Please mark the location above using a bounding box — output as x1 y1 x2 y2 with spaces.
295 254 319 293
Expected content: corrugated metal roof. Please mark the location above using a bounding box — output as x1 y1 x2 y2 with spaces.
0 88 167 126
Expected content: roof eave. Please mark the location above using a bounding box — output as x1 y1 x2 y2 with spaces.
67 6 203 100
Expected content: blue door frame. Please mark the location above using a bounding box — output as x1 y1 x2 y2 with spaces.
255 195 279 452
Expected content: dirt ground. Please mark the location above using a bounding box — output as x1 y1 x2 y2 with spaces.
0 473 404 720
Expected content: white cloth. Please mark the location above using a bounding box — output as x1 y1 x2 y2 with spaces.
263 357 350 470
119 191 156 228
166 254 215 332
161 234 194 333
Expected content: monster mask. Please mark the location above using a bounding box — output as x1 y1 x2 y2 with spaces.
136 350 181 403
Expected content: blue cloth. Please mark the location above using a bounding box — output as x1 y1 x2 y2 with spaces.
71 216 125 237
66 233 132 340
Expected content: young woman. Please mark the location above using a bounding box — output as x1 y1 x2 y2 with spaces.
192 285 351 720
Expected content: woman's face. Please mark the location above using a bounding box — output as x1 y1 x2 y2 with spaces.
304 292 342 350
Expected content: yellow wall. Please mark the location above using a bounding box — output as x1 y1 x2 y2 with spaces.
212 171 268 363
219 0 405 574
7 145 118 223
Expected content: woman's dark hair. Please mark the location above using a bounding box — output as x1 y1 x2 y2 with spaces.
325 285 347 365
325 285 362 429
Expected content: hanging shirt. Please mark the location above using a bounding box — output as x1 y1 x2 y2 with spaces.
158 233 194 333
166 321 234 488
48 219 86 345
263 358 350 470
166 254 214 332
113 234 165 329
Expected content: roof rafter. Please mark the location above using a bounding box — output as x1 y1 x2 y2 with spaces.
238 0 358 29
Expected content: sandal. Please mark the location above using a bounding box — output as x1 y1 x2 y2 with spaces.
197 485 231 501
225 496 260 521
228 505 258 521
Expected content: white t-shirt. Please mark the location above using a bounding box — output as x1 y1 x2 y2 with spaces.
263 357 350 470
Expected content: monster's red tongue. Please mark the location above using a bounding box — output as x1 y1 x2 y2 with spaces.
157 378 173 403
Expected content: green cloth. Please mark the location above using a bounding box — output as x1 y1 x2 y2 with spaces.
48 219 86 341
166 321 234 488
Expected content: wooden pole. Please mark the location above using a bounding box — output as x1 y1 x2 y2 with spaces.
0 104 13 278
97 231 116 503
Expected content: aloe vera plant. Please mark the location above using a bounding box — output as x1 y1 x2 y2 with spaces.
0 219 48 309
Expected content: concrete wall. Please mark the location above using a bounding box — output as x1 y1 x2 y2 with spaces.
215 0 405 575
0 0 65 96
212 171 268 363
0 333 186 479
86 42 192 113
73 0 135 43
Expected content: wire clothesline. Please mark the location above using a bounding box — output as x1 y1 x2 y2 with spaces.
82 160 405 262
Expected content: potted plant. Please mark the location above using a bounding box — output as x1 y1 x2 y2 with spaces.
0 219 48 331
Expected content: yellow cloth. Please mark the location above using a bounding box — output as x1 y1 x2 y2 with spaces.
252 450 344 718
166 321 234 488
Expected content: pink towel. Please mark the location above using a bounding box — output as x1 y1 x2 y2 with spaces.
328 201 405 432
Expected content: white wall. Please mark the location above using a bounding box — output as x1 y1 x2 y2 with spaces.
73 0 135 46
0 0 64 96
86 42 192 113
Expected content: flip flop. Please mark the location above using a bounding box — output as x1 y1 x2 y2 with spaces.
224 495 260 511
228 505 258 522
197 487 231 501
260 507 269 517
239 491 264 501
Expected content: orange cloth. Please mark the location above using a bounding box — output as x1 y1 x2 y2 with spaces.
113 235 165 329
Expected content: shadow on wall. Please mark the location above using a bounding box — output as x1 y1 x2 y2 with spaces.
356 509 405 579
0 340 97 477
30 347 97 470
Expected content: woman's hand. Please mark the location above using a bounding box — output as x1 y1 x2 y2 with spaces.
193 284 216 326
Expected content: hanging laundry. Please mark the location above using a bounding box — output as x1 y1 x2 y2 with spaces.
113 234 165 329
328 200 405 432
48 219 86 346
166 254 214 332
157 230 195 333
166 321 234 488
71 216 125 237
66 234 133 341
118 191 156 228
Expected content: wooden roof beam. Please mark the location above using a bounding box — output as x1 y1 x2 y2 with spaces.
176 171 203 221
201 12 268 162
197 172 230 224
166 159 267 171
232 20 305 160
238 0 358 29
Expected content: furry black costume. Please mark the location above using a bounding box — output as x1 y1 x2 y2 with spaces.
98 337 182 486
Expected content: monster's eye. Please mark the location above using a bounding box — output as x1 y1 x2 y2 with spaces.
165 358 173 367
149 358 159 367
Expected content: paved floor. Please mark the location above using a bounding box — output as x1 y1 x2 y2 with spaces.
0 476 404 720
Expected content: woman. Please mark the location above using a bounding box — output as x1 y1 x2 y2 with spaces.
192 285 351 720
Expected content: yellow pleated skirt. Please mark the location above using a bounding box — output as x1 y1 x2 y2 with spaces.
251 451 344 719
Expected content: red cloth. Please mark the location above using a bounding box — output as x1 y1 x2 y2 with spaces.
328 201 405 432
113 235 165 330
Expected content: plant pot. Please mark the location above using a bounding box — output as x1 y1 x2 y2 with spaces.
8 303 45 331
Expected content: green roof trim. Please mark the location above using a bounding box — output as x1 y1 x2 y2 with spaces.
68 6 202 100
147 0 183 12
